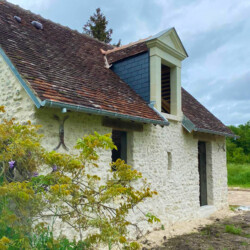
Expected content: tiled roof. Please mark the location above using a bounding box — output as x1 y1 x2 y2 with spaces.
182 88 234 136
0 0 165 124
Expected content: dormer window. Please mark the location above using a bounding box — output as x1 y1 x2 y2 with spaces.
161 64 171 113
147 28 188 117
161 63 181 116
111 28 188 119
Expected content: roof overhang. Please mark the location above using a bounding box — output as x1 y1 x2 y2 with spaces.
40 100 169 126
182 115 238 138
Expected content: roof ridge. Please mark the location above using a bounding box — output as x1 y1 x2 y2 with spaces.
104 36 151 54
1 0 114 49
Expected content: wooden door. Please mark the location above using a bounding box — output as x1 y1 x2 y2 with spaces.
198 141 207 206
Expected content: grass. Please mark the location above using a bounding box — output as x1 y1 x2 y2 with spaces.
225 224 242 235
227 163 250 188
229 205 239 212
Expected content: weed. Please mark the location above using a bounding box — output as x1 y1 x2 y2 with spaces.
241 241 248 246
225 224 242 235
215 233 220 238
207 246 214 250
161 224 165 230
229 205 238 212
201 226 212 236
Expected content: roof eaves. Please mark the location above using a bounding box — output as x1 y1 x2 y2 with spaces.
194 127 238 139
41 100 169 126
182 115 237 138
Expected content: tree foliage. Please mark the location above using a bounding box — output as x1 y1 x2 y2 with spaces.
83 8 113 44
0 106 158 249
83 8 121 46
227 121 250 163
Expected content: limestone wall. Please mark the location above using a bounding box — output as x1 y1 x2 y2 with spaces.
207 137 228 208
0 55 36 121
127 123 228 233
127 119 200 230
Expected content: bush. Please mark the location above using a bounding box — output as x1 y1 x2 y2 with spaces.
0 106 158 249
225 224 242 235
227 121 250 164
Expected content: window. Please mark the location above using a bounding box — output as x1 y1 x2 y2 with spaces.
161 64 171 113
167 152 172 170
111 130 127 164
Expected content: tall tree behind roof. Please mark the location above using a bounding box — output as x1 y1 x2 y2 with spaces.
83 8 113 44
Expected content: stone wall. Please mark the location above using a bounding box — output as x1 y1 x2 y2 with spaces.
127 119 200 230
0 54 228 237
0 55 36 122
207 137 228 208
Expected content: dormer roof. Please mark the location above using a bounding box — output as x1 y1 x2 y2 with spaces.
106 27 188 64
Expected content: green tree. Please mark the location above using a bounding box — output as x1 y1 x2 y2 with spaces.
227 121 250 163
83 8 113 44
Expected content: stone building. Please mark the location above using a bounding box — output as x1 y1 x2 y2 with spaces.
0 1 235 233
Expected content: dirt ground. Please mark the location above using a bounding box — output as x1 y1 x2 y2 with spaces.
139 189 250 250
140 211 250 250
228 189 250 206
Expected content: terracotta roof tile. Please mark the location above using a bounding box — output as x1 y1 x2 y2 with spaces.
0 1 164 124
182 88 234 136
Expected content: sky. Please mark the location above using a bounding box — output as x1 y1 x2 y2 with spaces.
8 0 250 125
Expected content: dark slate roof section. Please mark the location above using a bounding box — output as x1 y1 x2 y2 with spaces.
0 0 166 125
182 88 235 137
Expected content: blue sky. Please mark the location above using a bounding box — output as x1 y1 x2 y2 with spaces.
8 0 250 125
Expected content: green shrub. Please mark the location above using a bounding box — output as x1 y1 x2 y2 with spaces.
226 121 250 164
225 224 242 235
0 106 158 249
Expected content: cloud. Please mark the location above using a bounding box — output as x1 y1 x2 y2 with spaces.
8 0 56 11
151 0 250 125
155 0 250 39
187 71 250 125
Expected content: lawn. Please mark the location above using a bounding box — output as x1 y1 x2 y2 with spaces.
227 163 250 188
